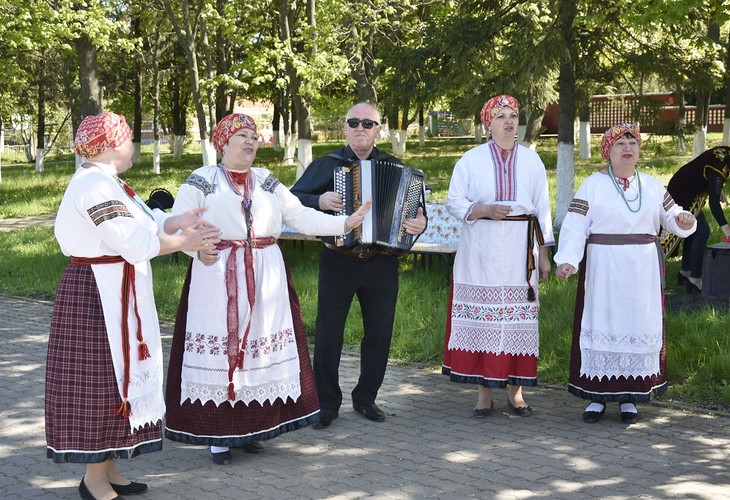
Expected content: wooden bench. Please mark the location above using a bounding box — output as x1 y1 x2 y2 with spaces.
279 203 461 282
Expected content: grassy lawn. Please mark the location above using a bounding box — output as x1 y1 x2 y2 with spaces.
1 134 729 409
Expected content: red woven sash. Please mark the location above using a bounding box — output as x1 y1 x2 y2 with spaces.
214 237 276 401
71 255 150 418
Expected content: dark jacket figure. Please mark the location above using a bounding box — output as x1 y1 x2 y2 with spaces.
666 146 730 293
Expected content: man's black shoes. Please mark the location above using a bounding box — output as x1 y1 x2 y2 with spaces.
353 403 385 422
313 408 339 429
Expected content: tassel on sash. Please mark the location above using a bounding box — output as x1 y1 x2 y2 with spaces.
215 237 276 401
71 255 149 419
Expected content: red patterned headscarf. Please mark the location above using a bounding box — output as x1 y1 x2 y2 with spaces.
600 123 642 161
480 94 519 130
74 112 132 158
212 113 258 154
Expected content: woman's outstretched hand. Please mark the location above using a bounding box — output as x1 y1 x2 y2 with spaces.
344 198 373 233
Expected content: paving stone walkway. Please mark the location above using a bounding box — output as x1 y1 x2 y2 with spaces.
1 294 729 499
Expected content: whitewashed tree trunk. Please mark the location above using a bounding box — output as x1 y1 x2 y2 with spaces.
692 127 707 158
389 129 399 153
172 135 185 158
723 118 730 146
35 149 45 172
554 141 576 230
296 138 312 180
418 126 426 147
75 153 83 167
132 142 142 164
517 124 526 143
678 116 686 153
24 143 34 163
153 141 161 175
273 130 282 152
201 138 215 166
578 121 591 159
398 130 407 156
475 124 484 143
284 135 296 166
390 129 407 156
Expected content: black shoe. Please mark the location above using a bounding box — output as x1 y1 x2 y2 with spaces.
620 403 639 424
353 403 386 422
686 281 702 294
473 401 494 418
110 481 148 496
582 403 606 423
313 408 339 429
507 398 533 417
242 442 263 454
677 272 689 285
79 478 121 500
210 450 232 465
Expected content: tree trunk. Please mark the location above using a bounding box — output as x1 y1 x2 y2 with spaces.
151 22 162 174
164 0 214 165
169 56 188 159
722 32 730 146
35 75 45 172
577 98 591 159
0 116 3 183
345 17 378 103
215 0 231 122
554 0 577 230
523 107 546 150
279 0 305 171
677 88 686 153
77 34 103 117
692 90 709 158
132 59 143 164
198 3 217 135
474 114 484 143
272 103 282 151
294 0 315 178
131 15 143 164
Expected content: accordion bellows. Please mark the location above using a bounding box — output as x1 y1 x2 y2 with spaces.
324 159 425 254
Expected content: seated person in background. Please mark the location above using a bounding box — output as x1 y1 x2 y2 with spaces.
666 146 730 293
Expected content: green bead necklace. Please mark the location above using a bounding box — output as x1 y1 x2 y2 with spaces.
608 164 642 213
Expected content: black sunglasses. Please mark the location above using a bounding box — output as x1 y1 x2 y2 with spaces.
346 118 379 129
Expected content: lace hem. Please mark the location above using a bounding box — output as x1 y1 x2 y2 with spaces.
447 326 539 356
128 392 165 432
181 373 302 407
579 349 660 380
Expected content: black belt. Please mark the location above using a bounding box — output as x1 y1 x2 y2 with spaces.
324 242 380 260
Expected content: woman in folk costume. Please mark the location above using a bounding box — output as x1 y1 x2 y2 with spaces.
442 95 555 418
554 124 696 425
164 113 370 465
46 112 219 500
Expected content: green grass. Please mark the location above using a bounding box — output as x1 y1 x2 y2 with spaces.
1 135 729 409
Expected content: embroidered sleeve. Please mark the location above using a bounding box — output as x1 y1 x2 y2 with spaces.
87 200 134 226
662 191 676 212
261 173 281 193
568 198 589 216
183 173 216 195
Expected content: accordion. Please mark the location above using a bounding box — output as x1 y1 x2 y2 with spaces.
323 159 425 254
